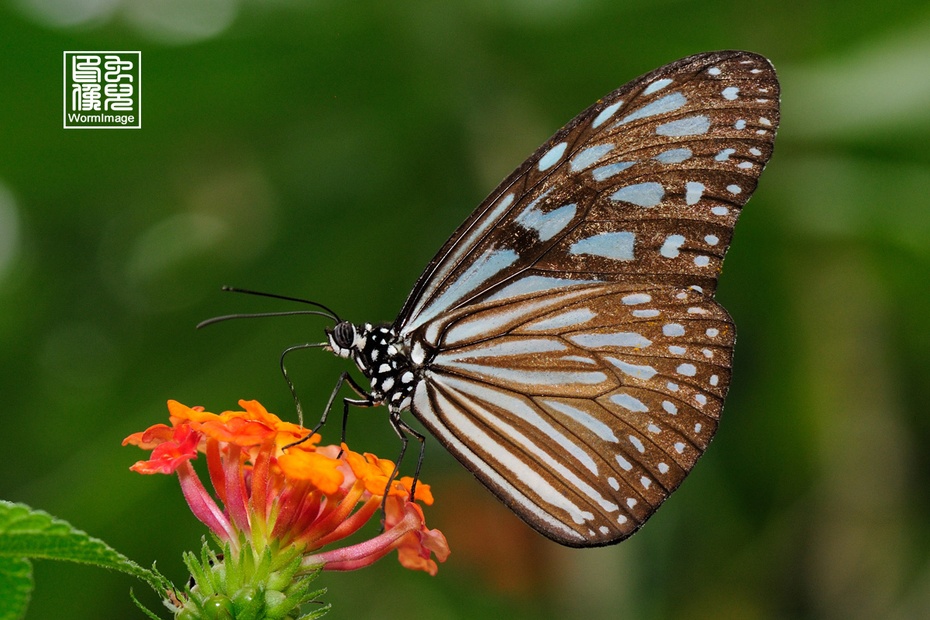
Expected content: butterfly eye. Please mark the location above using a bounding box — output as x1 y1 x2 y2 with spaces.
330 321 357 353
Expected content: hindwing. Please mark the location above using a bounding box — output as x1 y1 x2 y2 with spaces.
409 282 733 546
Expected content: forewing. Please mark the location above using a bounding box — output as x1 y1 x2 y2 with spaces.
397 50 778 337
410 282 734 546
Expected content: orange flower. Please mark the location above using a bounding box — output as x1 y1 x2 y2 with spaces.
124 399 449 575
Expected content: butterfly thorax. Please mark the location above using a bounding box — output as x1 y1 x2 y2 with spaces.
326 321 417 412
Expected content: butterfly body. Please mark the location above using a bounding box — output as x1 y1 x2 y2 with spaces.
323 51 779 547
327 322 418 411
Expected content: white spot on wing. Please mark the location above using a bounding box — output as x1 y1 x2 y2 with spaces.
538 142 568 171
613 394 649 412
562 355 596 364
656 115 710 136
515 202 577 242
685 181 705 205
622 293 651 305
570 144 614 172
592 101 623 128
654 148 692 164
660 234 685 258
607 357 658 380
643 77 673 94
592 161 635 181
616 92 686 125
610 182 664 207
570 231 636 261
571 331 651 349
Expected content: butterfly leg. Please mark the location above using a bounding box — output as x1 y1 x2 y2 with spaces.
386 412 427 501
283 370 371 450
335 372 374 449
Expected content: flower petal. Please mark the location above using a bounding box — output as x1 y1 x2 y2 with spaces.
129 424 200 474
278 449 344 495
122 423 174 449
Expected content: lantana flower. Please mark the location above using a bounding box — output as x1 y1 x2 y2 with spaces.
124 399 449 618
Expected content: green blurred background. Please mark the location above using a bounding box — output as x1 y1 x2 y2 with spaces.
2 1 929 618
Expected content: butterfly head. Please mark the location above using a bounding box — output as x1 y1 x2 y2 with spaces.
326 320 365 359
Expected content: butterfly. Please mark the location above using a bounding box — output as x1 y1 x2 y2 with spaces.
318 51 779 547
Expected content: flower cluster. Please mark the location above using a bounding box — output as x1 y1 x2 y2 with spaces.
124 400 449 616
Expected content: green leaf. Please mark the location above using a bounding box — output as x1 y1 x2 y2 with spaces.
0 500 175 616
0 556 32 620
296 602 331 620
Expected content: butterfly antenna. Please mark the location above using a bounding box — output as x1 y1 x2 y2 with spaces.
220 285 341 322
196 310 336 330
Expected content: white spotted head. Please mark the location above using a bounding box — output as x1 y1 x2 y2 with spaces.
327 321 365 358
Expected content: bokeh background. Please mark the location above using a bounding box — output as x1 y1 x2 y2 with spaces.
2 1 929 618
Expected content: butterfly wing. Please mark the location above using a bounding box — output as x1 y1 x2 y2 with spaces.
397 50 779 338
396 51 779 545
411 282 733 546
